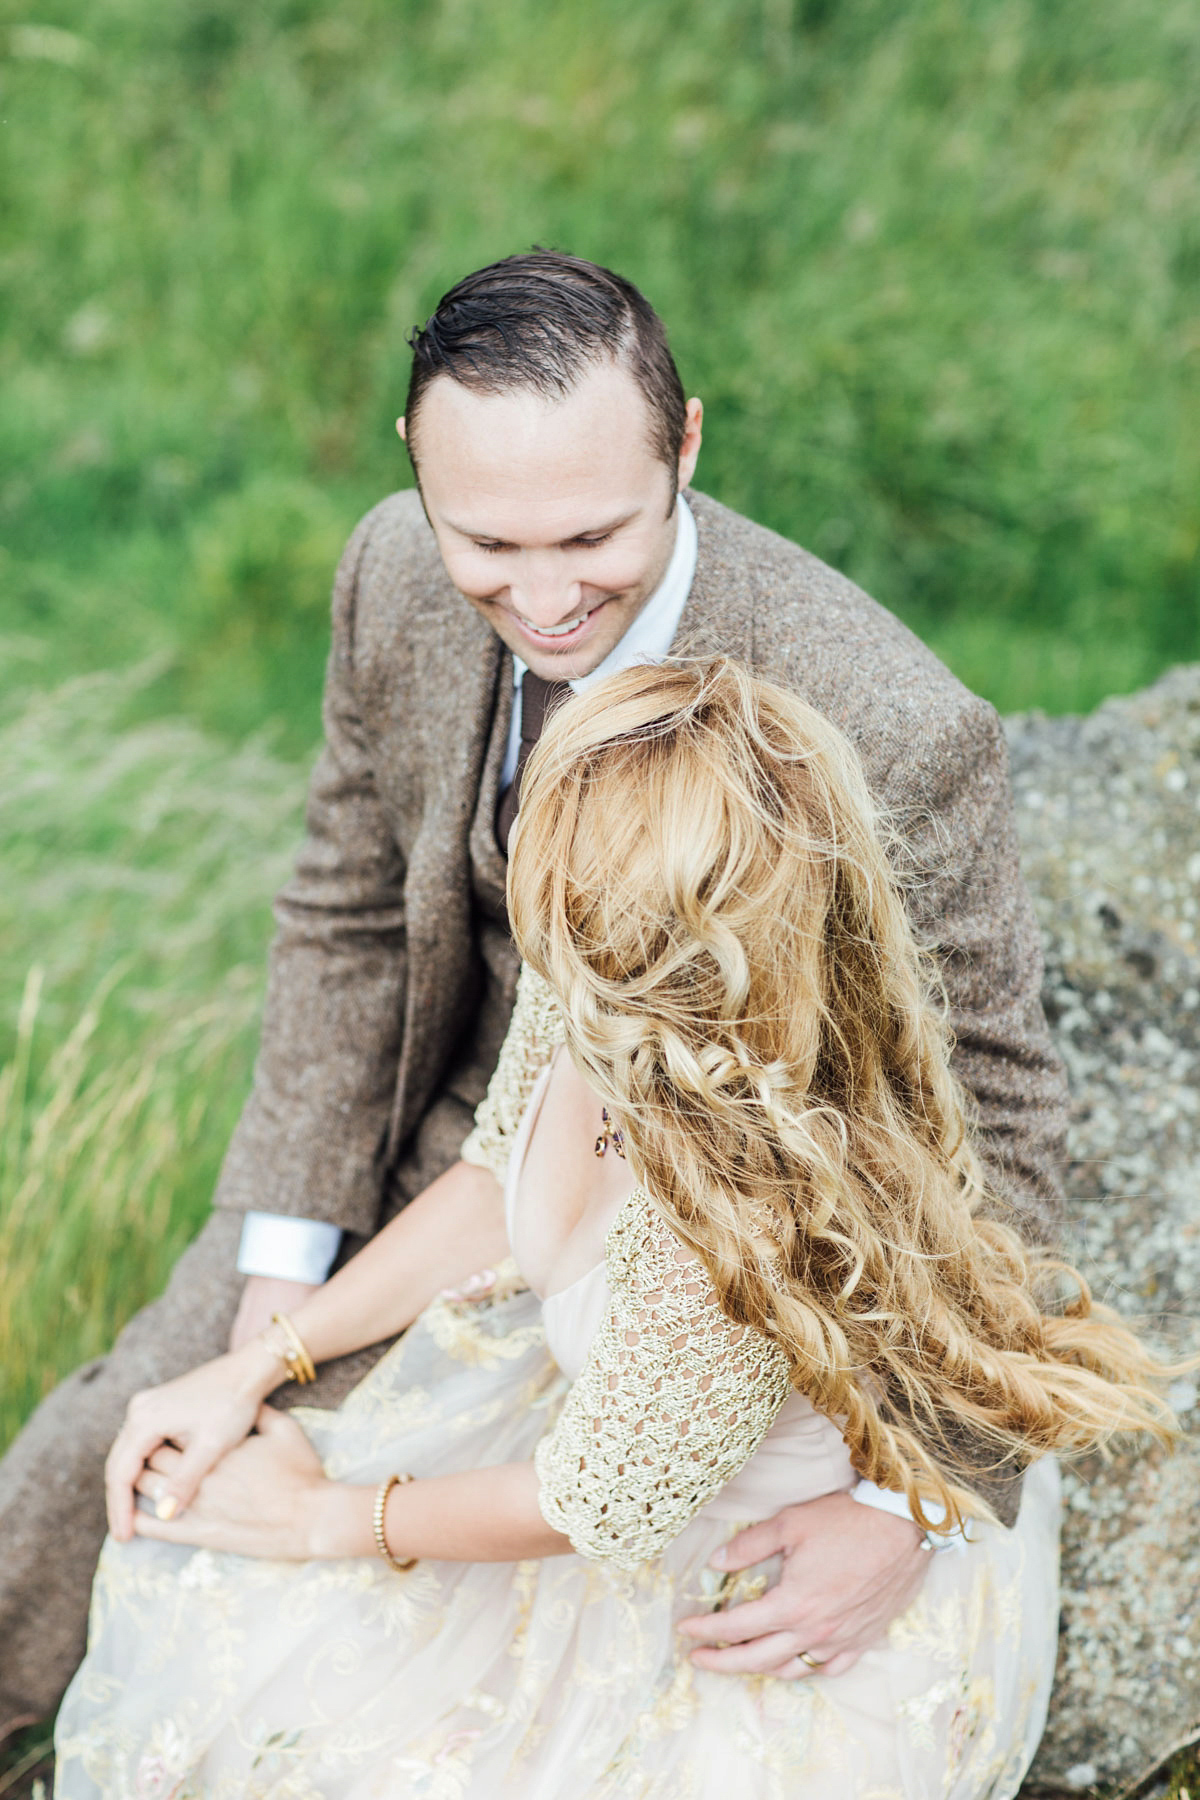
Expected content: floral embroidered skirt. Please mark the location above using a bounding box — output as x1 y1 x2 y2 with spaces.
54 1281 1061 1800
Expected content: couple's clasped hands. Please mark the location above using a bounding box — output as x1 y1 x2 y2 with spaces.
104 1337 331 1561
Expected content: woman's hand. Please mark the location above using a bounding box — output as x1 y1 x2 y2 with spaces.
130 1405 333 1561
105 1338 283 1542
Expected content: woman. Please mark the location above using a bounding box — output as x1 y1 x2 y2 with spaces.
56 659 1174 1799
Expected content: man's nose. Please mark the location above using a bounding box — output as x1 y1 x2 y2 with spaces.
508 559 585 626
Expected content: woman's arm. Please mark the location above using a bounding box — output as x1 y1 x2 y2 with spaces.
286 1158 508 1365
109 963 563 1543
131 1407 571 1563
106 1159 507 1539
535 1194 792 1567
131 1188 793 1574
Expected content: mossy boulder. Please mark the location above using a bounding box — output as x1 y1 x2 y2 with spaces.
1008 667 1200 1795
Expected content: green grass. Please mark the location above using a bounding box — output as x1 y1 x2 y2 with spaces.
0 661 303 1445
1 0 1197 750
1159 1747 1200 1800
0 1724 53 1799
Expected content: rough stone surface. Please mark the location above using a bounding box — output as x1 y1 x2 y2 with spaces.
1005 666 1200 1796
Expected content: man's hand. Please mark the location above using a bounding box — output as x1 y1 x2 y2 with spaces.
678 1491 930 1680
230 1274 320 1351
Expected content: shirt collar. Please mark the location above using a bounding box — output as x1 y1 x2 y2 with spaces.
511 494 698 695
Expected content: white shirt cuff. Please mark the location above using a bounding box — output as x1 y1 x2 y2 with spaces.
848 1478 970 1553
236 1212 343 1285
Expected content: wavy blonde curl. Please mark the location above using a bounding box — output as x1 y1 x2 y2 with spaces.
509 656 1178 1533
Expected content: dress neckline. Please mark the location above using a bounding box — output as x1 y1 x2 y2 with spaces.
505 1059 645 1305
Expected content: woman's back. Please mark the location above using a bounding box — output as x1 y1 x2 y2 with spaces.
498 976 858 1524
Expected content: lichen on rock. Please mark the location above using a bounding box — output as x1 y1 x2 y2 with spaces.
1006 666 1200 1795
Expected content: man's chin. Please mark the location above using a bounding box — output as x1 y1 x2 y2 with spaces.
500 607 630 681
519 647 608 683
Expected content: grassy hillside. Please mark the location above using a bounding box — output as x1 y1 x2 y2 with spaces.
0 662 302 1443
2 0 1197 756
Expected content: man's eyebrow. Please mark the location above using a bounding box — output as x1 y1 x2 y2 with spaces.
443 510 640 546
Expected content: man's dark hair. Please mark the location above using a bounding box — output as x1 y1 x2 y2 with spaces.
404 250 688 473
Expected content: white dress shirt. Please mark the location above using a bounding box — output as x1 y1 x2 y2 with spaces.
235 1209 343 1285
848 1477 967 1553
234 491 940 1543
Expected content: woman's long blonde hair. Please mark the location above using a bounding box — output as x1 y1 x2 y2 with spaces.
509 657 1177 1531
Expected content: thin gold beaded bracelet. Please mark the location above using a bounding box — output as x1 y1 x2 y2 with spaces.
373 1472 418 1573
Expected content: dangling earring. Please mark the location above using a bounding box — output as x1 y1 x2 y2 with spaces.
594 1106 626 1160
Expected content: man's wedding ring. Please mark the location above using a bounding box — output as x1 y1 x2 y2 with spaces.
797 1649 825 1669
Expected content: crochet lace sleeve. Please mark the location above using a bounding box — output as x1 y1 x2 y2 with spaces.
460 963 565 1184
534 1191 794 1567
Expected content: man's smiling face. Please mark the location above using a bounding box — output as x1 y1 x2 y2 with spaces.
402 360 703 682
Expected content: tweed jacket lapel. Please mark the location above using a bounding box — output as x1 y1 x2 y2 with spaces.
672 490 754 666
389 598 505 1153
467 649 515 918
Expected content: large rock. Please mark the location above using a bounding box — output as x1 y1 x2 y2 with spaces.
1005 667 1200 1795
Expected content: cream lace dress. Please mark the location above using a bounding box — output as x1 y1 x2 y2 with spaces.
55 968 1061 1800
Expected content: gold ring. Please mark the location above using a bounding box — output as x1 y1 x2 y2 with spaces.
797 1649 825 1669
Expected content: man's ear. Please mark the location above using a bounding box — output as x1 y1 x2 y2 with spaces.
677 398 703 490
396 417 407 440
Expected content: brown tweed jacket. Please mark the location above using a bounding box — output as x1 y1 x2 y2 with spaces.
214 486 1069 1524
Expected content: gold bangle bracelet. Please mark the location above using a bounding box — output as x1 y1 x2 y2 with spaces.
374 1472 418 1573
269 1311 316 1385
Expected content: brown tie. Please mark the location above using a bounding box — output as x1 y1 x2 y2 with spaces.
495 672 571 855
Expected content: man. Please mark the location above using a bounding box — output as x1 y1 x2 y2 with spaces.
0 251 1068 1728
